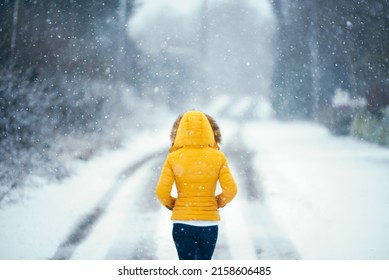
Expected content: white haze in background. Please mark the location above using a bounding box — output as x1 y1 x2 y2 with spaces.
129 0 202 55
128 0 276 113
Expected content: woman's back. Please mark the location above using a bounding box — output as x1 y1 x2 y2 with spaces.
161 146 235 220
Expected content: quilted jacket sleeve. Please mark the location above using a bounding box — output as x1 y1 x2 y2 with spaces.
156 157 176 210
216 155 238 208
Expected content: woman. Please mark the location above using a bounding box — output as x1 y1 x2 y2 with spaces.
156 110 237 260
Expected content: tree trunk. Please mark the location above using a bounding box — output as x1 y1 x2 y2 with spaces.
11 0 20 56
117 0 128 79
308 1 320 119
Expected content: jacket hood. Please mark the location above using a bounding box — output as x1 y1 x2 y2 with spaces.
170 111 220 152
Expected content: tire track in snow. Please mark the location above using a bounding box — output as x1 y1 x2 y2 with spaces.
50 149 166 260
103 159 165 260
128 159 166 259
223 124 300 259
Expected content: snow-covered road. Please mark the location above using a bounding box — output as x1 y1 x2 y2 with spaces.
1 116 389 260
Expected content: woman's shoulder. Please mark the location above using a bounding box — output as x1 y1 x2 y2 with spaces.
205 147 228 161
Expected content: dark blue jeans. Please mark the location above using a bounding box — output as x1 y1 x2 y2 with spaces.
172 223 218 260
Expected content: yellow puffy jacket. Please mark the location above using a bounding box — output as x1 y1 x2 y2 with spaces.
156 111 237 221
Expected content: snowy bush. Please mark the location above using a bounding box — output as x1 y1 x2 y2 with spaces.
0 59 171 203
315 104 356 136
0 67 61 198
0 65 141 201
350 108 389 146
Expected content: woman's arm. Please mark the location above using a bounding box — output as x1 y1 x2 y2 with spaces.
216 156 238 208
156 158 176 210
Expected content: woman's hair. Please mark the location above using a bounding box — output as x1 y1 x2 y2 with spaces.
170 113 221 144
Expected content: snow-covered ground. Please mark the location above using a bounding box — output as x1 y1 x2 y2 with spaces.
242 120 389 259
1 114 389 260
0 126 172 260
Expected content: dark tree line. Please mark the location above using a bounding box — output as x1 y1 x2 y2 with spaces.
269 0 389 120
0 0 138 195
1 0 138 80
